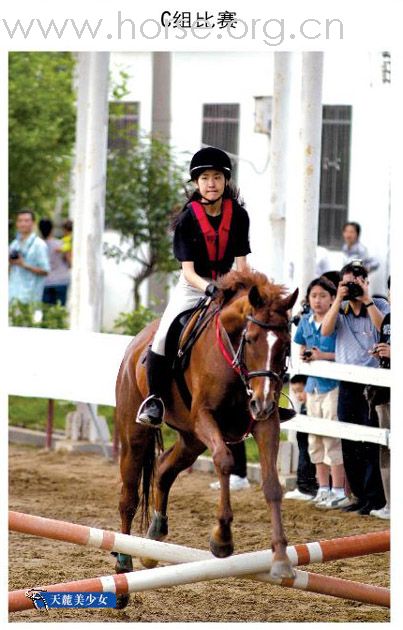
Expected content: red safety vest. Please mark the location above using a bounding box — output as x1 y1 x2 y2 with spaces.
190 199 233 280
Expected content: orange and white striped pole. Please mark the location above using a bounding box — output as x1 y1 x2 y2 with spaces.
9 562 390 612
9 511 389 567
9 512 390 612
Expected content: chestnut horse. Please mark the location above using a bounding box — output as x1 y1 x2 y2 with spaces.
114 270 298 607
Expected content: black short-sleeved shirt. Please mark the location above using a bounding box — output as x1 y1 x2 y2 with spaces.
173 200 251 278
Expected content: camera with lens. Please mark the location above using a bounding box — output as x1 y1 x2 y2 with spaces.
343 281 363 300
9 249 21 261
302 350 312 359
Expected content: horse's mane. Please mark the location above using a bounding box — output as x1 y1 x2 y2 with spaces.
217 269 287 304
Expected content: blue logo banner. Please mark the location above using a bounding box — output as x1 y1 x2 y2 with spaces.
25 590 117 609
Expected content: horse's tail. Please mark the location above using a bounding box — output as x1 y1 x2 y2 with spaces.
140 428 164 533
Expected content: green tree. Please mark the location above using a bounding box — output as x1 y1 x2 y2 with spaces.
8 52 76 218
105 135 185 308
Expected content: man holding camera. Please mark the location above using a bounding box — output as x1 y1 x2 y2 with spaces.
321 261 389 515
9 210 50 304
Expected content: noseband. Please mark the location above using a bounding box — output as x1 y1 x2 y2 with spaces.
215 313 290 396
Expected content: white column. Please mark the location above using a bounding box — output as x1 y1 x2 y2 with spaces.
69 52 110 332
152 52 172 141
293 52 324 298
266 52 293 284
149 52 172 312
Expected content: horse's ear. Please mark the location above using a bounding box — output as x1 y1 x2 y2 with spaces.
281 288 299 312
248 285 265 309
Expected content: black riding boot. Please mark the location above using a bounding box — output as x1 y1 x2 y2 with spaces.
136 349 171 428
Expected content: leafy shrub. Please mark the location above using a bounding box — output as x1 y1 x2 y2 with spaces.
9 300 68 329
113 305 157 336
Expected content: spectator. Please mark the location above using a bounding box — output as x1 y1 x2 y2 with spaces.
9 209 50 304
321 260 389 515
283 375 318 501
367 276 390 520
59 219 73 267
342 222 379 273
38 218 71 306
293 277 347 509
210 442 250 491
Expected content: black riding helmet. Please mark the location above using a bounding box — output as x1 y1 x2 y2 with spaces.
189 147 232 181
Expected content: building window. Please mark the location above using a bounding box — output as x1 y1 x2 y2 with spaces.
202 103 240 181
318 105 352 249
108 101 140 151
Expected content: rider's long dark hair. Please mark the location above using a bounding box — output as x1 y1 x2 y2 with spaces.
170 181 245 230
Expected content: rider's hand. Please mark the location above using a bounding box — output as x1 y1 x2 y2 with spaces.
205 282 220 299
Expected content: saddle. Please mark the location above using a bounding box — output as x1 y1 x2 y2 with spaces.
164 298 218 409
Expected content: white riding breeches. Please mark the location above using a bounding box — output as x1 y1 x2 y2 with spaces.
151 273 206 356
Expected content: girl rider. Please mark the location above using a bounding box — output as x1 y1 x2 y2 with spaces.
137 146 251 427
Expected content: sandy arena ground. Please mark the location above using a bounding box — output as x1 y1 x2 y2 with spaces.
9 443 390 623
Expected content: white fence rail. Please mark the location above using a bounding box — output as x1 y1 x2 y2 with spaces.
291 357 391 388
281 416 389 447
285 348 390 447
6 328 390 447
6 327 131 407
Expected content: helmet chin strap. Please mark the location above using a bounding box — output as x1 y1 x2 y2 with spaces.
200 193 224 206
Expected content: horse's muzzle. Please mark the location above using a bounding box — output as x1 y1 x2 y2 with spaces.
249 398 276 421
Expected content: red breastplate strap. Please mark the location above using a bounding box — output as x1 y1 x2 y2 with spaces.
215 313 255 443
191 199 233 280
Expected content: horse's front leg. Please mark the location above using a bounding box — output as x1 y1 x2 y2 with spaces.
252 416 295 579
114 429 146 609
141 433 205 568
194 407 235 558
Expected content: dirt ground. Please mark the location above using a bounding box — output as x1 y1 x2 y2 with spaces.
9 443 390 623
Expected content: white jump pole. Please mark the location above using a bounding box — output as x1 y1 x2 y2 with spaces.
9 562 390 612
9 511 389 568
9 512 390 611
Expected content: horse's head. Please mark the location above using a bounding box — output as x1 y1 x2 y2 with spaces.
244 283 299 421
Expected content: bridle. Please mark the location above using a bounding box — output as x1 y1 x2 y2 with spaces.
214 310 292 444
215 312 291 397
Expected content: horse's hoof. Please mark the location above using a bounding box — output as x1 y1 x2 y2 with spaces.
139 556 159 569
147 511 168 540
139 512 168 568
115 594 130 610
209 538 234 558
270 559 296 580
114 552 133 574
